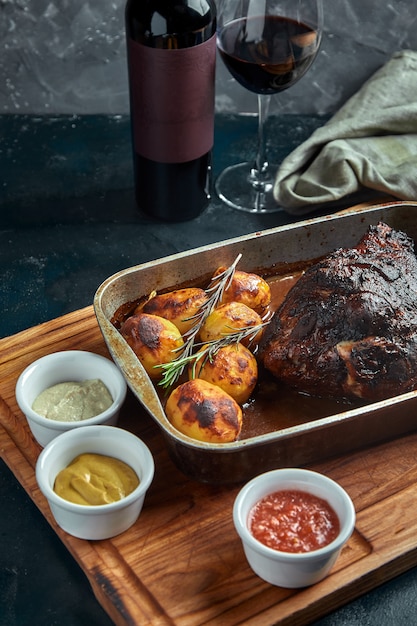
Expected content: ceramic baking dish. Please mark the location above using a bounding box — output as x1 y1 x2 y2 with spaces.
94 202 417 483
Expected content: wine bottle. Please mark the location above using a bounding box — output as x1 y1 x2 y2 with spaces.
125 0 217 222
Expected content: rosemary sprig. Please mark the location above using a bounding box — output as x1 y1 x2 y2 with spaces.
154 254 244 389
181 253 243 339
156 321 270 389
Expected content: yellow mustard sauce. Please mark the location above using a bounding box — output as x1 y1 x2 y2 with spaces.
54 453 139 505
32 379 113 422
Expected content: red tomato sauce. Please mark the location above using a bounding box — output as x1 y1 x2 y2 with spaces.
249 489 340 553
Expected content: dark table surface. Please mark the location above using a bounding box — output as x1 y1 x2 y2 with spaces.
1 113 417 625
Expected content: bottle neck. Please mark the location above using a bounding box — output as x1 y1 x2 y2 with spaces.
126 0 216 48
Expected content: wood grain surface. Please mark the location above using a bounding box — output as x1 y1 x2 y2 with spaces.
2 305 417 625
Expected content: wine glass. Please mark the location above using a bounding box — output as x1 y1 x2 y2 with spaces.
216 0 323 213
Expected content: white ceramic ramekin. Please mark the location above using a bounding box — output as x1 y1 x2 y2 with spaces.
15 350 127 447
233 468 355 588
36 425 154 540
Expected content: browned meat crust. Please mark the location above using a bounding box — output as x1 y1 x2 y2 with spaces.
259 222 417 401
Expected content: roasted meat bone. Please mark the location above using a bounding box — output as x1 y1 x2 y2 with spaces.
259 222 417 401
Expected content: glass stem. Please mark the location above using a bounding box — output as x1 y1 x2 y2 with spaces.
250 94 272 186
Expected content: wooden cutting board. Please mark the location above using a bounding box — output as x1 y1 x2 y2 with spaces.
2 305 417 625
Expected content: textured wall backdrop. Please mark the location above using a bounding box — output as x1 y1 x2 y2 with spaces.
1 0 417 116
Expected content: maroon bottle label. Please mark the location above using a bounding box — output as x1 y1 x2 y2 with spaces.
127 36 216 164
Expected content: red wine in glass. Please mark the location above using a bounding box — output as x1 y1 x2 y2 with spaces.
215 0 322 214
218 16 320 95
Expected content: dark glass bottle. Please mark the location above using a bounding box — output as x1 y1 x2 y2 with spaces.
125 0 217 222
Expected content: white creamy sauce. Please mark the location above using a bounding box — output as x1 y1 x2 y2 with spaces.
32 379 113 422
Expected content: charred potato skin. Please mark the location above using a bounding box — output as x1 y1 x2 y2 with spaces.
191 343 258 405
214 267 271 313
199 301 264 346
165 379 243 443
120 313 184 380
141 288 209 335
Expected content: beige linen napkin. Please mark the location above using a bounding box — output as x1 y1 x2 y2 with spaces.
273 50 417 215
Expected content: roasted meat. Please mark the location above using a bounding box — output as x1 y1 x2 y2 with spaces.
259 222 417 401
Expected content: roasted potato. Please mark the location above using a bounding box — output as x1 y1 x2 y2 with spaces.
213 267 271 313
165 378 242 443
199 301 264 346
190 343 258 404
120 313 183 380
142 288 209 335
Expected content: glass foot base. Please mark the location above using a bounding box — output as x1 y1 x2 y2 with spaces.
215 162 283 214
